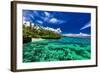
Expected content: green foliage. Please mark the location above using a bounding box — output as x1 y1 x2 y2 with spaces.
23 24 61 39
23 25 33 38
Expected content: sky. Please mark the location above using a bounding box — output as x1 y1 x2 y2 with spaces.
23 10 91 34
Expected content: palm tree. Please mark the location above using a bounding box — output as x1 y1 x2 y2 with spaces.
29 22 32 31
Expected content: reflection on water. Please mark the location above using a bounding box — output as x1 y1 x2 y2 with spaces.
23 37 91 63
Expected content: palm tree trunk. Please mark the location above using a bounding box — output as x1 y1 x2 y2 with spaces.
30 22 32 30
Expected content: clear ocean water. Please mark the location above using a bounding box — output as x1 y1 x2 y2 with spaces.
23 37 91 63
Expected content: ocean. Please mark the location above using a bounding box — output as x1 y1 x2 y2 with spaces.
23 37 91 63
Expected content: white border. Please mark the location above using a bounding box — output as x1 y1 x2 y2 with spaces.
17 3 96 69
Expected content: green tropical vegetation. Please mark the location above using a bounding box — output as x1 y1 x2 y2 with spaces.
23 24 61 43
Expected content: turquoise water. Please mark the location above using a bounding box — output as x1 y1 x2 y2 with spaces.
23 37 91 63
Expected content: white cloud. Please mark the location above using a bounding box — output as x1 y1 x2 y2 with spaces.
44 12 50 17
23 12 35 22
79 32 90 36
40 12 51 21
33 11 40 17
80 22 91 30
49 18 58 23
49 18 65 24
43 17 50 22
40 12 65 24
36 20 43 24
63 32 90 37
23 10 65 25
29 14 35 20
43 27 62 33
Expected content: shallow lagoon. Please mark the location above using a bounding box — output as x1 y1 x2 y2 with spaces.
23 37 91 63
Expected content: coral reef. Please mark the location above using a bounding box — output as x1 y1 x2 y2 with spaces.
23 37 91 62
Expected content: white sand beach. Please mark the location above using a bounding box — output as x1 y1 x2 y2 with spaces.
32 38 45 42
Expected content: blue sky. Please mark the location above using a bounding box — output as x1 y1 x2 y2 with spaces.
23 10 91 34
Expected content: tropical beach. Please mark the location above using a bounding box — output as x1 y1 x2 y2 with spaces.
32 38 45 42
23 10 91 63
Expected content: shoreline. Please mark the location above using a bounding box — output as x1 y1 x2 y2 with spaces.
32 38 45 42
31 36 90 42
